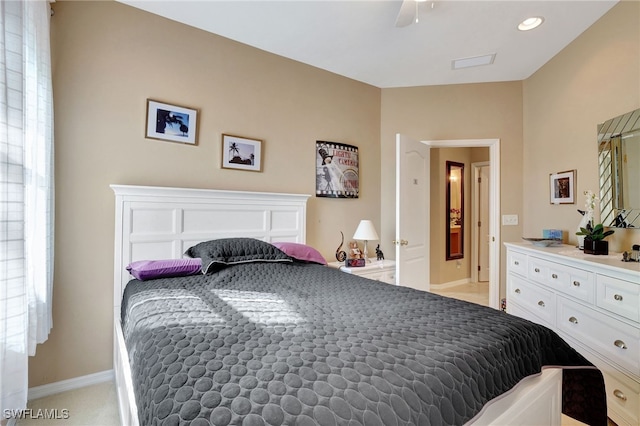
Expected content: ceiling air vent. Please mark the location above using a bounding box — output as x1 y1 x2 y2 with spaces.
452 54 496 70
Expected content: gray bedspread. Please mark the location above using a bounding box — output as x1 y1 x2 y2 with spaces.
121 262 606 426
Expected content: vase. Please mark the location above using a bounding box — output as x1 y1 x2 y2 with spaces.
583 239 608 255
576 212 592 250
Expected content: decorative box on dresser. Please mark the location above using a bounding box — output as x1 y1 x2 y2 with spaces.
328 259 396 284
505 242 640 426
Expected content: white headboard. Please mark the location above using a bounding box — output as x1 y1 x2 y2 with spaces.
111 185 310 313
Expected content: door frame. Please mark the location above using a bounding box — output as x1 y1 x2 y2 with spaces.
423 139 500 309
471 161 490 283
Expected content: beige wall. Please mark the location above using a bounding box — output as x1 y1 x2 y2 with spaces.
380 82 524 295
523 0 640 252
34 0 380 386
380 0 639 297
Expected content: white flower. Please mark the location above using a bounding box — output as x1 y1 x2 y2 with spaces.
584 190 598 213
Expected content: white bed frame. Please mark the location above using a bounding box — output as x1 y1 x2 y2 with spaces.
111 184 561 426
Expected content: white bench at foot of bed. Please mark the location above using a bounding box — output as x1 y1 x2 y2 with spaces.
468 368 562 425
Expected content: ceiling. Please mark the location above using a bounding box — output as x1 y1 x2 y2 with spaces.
117 0 619 88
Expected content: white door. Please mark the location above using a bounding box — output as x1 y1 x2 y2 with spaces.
395 134 430 291
478 164 490 281
396 137 501 309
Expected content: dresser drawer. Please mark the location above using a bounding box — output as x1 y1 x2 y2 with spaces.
507 250 528 277
602 369 640 426
507 300 550 328
556 264 595 304
557 296 640 376
357 269 395 284
597 274 640 322
381 269 396 285
528 257 595 304
507 275 555 327
353 269 385 281
528 257 549 285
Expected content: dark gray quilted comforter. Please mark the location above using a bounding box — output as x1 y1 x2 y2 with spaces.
121 262 606 426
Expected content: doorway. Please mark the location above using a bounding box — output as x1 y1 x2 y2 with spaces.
395 135 501 309
432 161 491 306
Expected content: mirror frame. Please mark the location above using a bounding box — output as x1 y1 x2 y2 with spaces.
598 108 640 228
446 161 464 260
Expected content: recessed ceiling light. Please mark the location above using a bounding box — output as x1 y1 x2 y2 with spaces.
518 16 544 31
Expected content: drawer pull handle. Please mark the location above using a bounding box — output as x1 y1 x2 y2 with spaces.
614 294 623 301
537 300 545 307
613 389 627 401
534 268 540 273
569 316 578 324
572 281 580 287
551 273 558 279
515 288 521 294
514 261 519 266
614 340 627 350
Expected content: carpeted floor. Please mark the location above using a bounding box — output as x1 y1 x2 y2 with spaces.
18 381 119 426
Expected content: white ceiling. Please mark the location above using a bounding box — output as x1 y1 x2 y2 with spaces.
118 0 618 88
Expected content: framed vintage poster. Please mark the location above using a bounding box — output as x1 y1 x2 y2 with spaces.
316 141 359 198
145 99 198 145
221 134 263 172
549 170 575 204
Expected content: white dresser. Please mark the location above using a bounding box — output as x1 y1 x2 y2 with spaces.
505 242 640 426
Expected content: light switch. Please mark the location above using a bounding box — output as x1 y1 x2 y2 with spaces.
502 214 519 226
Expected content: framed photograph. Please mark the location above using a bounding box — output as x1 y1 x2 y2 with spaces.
549 170 576 204
221 134 263 172
145 99 198 145
315 141 359 198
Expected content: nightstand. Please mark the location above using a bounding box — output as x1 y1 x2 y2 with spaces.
328 259 396 285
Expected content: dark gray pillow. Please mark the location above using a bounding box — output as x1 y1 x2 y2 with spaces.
185 238 292 274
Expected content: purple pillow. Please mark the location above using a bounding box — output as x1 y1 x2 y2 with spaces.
272 242 327 265
126 258 202 281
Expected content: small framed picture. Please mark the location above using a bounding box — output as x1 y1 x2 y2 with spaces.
549 170 575 204
221 134 263 172
145 99 198 145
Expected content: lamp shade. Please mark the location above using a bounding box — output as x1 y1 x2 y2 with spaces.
353 220 379 241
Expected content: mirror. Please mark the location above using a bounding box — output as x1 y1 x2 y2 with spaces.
446 161 464 260
598 108 640 228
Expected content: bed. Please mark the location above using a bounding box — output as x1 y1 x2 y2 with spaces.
112 185 607 426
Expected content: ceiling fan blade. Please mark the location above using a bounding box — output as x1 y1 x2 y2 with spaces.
395 0 416 27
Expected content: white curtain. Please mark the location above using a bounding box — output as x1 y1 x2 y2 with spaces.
0 0 54 416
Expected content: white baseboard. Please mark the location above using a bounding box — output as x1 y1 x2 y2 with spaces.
430 277 471 291
28 370 114 401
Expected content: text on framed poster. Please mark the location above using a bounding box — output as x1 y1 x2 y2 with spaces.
315 141 359 198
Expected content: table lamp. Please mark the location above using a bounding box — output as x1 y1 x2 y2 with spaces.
353 220 379 263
